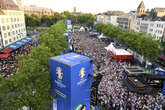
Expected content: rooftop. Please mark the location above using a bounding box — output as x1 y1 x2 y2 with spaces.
0 0 19 10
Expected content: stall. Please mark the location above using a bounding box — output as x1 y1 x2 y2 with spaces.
105 43 133 60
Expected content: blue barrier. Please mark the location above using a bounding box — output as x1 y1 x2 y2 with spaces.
162 82 165 95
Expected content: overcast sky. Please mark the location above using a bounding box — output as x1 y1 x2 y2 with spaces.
20 0 165 14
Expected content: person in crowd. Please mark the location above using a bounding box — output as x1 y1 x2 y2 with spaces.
68 31 165 110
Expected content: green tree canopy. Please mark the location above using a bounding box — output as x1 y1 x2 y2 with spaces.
0 20 68 110
95 23 160 61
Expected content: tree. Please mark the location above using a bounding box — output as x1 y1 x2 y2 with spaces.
94 22 160 61
77 13 96 27
0 21 68 109
25 14 41 28
41 15 54 26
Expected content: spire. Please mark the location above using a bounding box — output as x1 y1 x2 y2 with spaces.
138 0 145 9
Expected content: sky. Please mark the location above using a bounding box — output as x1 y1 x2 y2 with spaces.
20 0 165 14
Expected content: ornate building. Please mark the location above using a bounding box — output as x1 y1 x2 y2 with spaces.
20 5 54 16
137 1 145 16
14 0 54 16
0 0 27 49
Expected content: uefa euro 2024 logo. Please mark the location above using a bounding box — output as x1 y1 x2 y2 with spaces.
56 67 63 80
80 68 85 79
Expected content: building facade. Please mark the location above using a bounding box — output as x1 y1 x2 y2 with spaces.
147 21 165 40
139 20 150 34
96 14 119 26
162 28 165 42
139 20 165 40
151 8 165 17
134 18 142 32
117 12 137 30
20 5 54 16
96 14 110 24
0 0 27 49
106 11 124 16
109 16 119 26
15 0 54 16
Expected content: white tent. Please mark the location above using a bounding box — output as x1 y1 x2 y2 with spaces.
112 49 132 55
98 33 108 39
105 43 133 60
105 43 115 51
79 26 85 32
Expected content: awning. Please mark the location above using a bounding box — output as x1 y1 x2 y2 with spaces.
0 54 10 58
2 48 14 54
21 39 29 43
7 44 20 50
15 41 25 46
24 37 32 42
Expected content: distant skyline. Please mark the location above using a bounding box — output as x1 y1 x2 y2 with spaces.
19 0 165 14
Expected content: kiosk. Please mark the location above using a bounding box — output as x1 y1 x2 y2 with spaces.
50 53 93 110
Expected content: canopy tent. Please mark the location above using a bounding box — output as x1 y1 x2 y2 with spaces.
15 41 25 46
109 49 133 60
24 37 32 42
105 43 115 51
2 48 14 54
6 44 20 50
105 43 133 60
6 37 32 50
98 33 108 39
0 54 10 59
20 39 29 43
79 26 85 32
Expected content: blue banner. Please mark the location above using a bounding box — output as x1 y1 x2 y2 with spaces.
66 20 72 25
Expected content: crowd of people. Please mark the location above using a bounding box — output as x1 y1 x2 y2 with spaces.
70 31 165 110
0 40 35 78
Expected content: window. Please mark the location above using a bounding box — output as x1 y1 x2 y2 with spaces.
5 40 8 45
11 18 13 22
7 25 10 30
12 25 14 29
4 33 7 38
13 37 16 41
14 18 16 22
6 18 9 23
12 31 15 35
15 24 17 28
8 32 11 36
2 26 6 31
9 39 12 42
